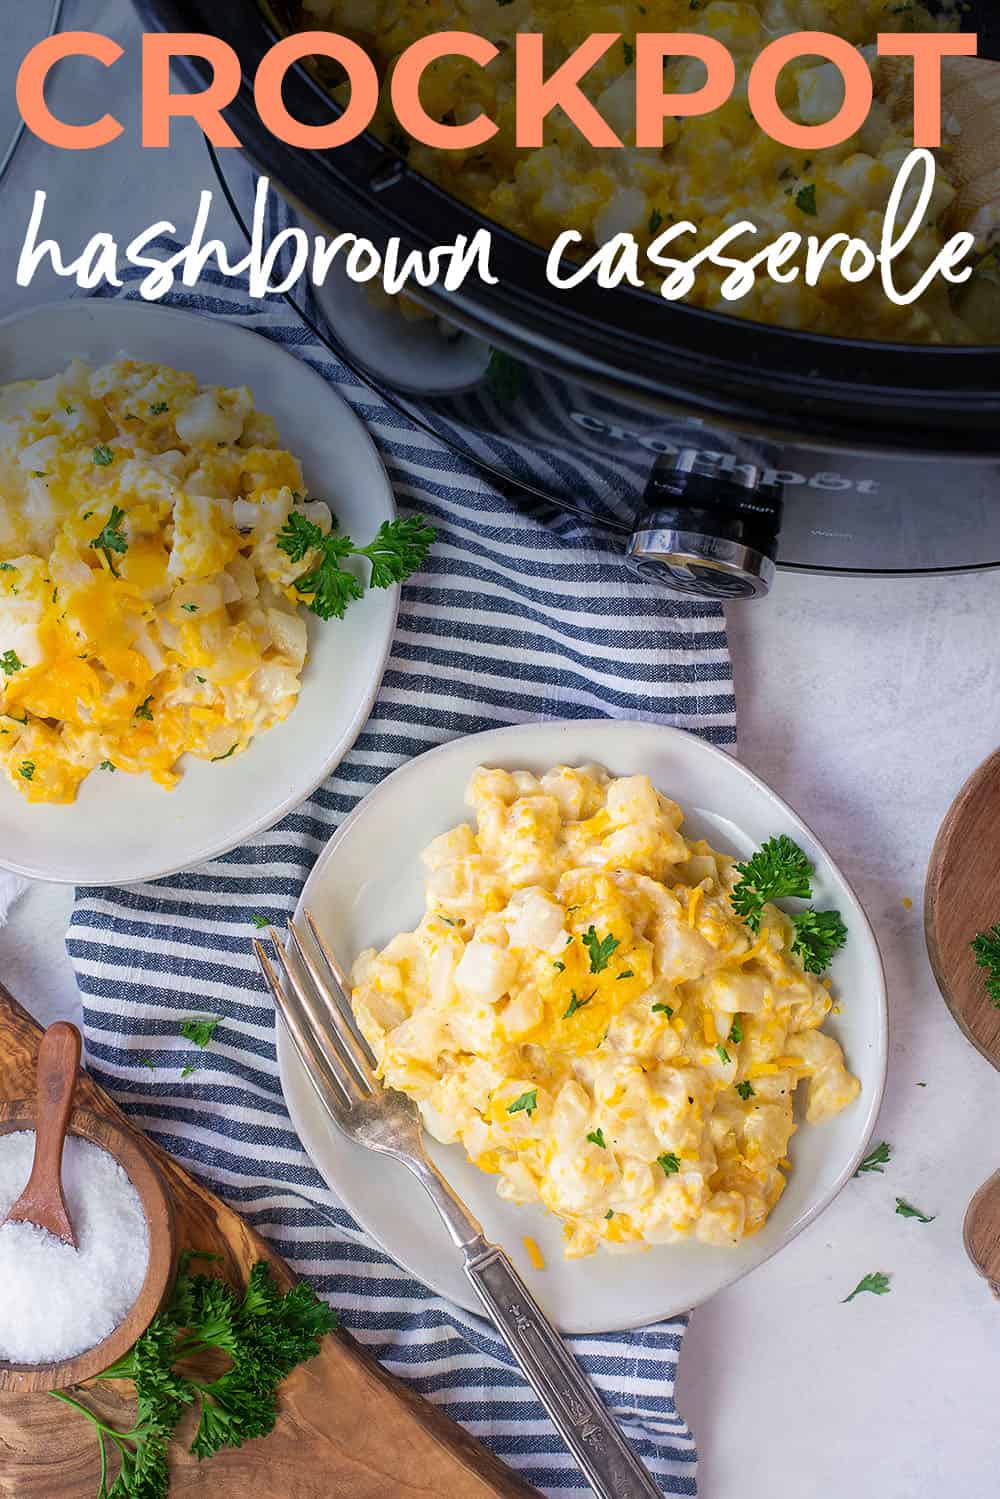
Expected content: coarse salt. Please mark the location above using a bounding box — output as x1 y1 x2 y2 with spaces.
0 1131 149 1365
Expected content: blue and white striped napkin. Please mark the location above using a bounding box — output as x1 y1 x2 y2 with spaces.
65 252 735 1496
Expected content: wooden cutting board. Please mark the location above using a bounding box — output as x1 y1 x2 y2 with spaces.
0 983 541 1499
924 747 1000 1071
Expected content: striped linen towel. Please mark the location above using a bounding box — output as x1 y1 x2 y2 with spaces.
66 261 735 1497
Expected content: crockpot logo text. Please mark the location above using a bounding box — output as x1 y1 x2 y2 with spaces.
17 29 978 153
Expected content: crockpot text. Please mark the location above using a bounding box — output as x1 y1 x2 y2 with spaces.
17 30 977 152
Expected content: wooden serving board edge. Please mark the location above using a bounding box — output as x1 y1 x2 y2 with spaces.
0 981 541 1499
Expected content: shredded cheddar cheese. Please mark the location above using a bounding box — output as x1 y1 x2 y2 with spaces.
523 1236 546 1271
0 357 329 804
349 765 860 1259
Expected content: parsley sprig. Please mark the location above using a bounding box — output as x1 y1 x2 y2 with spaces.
731 836 812 929
790 909 849 975
971 923 1000 1008
895 1197 935 1224
563 988 595 1019
276 510 434 621
730 834 847 972
89 505 129 577
854 1141 891 1176
180 1017 220 1049
51 1256 335 1499
842 1270 891 1303
582 926 619 973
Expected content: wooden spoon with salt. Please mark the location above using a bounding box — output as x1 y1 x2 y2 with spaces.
2 1021 81 1246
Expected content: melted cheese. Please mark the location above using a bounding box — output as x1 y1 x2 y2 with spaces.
350 765 861 1258
0 357 326 804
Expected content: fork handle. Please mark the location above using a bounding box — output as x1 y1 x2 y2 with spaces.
463 1237 664 1499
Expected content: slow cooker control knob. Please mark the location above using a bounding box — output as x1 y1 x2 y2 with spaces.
627 449 783 601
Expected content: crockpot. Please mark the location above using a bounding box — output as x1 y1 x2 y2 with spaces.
137 0 1000 598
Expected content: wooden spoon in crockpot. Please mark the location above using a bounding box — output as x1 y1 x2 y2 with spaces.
2 1022 82 1247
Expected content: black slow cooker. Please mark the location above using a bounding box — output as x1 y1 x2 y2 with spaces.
137 0 1000 597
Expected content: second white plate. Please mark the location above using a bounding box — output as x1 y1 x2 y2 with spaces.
0 300 397 886
280 719 888 1335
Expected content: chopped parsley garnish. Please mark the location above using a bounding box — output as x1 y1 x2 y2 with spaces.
586 1128 607 1149
134 696 154 721
563 988 595 1019
1 650 24 675
507 1089 538 1118
100 761 116 772
64 404 76 414
553 960 566 972
0 563 15 572
971 923 1000 1008
276 510 434 622
52 1258 336 1493
735 1080 755 1100
18 760 35 781
731 835 813 930
648 208 664 235
180 602 199 613
180 1016 220 1049
791 909 848 974
623 39 634 65
617 969 634 980
149 401 169 415
212 744 238 762
605 1209 614 1220
89 504 128 576
727 1018 743 1045
715 1043 731 1065
842 1271 890 1303
251 915 271 929
795 184 818 215
657 1152 680 1176
732 834 846 969
652 1002 674 1018
92 443 115 467
854 1141 891 1176
582 926 619 974
895 1197 934 1224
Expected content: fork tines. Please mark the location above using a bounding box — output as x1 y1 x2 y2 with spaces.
254 912 377 1114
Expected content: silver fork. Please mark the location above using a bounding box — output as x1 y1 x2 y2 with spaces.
255 912 665 1499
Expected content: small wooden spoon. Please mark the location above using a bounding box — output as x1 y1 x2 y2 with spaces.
964 1169 1000 1298
2 1022 81 1246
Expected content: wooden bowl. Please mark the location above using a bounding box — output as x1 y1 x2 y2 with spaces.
0 1101 176 1393
924 746 1000 1071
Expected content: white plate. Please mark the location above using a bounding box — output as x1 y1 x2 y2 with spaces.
0 300 397 886
280 719 888 1335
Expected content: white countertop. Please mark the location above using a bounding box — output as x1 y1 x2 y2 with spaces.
3 7 999 1495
